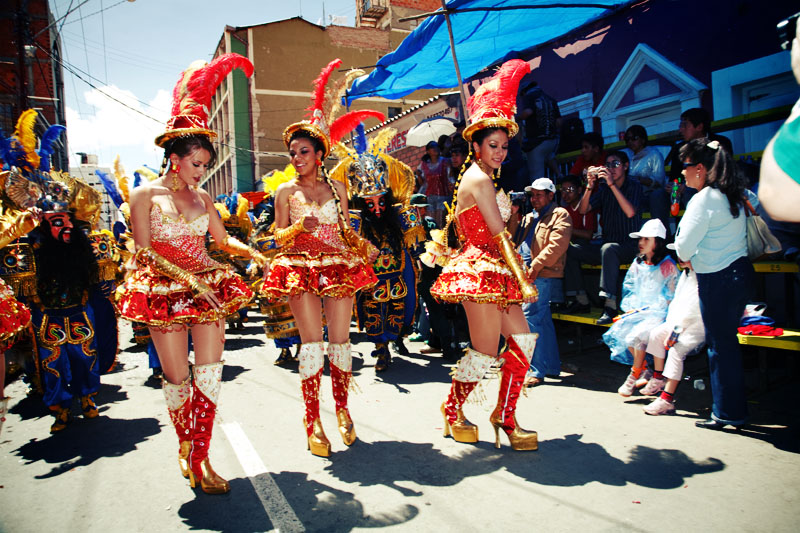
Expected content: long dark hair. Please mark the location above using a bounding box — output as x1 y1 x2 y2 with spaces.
160 135 218 173
445 126 508 248
636 236 668 266
679 138 745 217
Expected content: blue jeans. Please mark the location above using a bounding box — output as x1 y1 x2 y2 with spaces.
522 277 561 378
696 256 754 425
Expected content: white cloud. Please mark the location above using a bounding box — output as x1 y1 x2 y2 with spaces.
66 85 170 171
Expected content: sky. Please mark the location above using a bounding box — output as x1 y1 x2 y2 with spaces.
50 0 358 172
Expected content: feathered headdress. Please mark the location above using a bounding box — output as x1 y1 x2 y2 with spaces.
462 59 530 142
155 53 254 147
0 110 78 215
330 125 414 203
282 59 385 158
0 109 65 174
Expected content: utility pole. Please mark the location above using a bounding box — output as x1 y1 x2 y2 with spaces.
15 0 29 113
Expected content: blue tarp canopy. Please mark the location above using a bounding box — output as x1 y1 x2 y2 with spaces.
348 0 631 102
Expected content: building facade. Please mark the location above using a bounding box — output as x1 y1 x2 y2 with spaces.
203 1 446 198
0 0 68 171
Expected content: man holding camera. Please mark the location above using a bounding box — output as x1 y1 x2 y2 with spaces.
519 178 572 385
564 151 643 324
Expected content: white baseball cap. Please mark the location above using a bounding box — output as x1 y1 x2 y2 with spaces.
629 219 666 239
528 177 555 193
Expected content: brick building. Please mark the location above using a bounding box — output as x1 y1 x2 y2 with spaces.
0 0 68 171
203 1 447 198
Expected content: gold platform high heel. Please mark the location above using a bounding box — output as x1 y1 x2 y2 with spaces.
305 416 332 457
490 410 538 451
441 347 495 444
336 408 357 446
178 440 192 478
299 342 329 456
163 373 193 479
188 457 230 494
491 333 539 452
441 403 478 443
329 342 357 446
189 362 230 494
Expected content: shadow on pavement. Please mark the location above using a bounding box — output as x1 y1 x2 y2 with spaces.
324 436 724 493
178 477 274 533
222 364 249 383
10 383 128 421
272 471 418 532
13 415 161 479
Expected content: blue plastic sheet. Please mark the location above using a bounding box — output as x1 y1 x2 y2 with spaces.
348 0 631 102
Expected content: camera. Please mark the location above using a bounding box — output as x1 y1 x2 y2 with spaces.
510 192 527 203
777 12 799 51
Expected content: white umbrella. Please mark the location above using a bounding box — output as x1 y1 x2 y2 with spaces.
405 117 457 147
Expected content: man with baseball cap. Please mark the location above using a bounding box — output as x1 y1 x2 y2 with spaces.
518 178 573 386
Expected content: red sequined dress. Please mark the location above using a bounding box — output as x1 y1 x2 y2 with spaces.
261 193 377 299
430 190 523 308
116 204 253 326
0 278 31 351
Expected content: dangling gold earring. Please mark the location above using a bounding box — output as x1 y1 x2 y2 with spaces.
169 163 181 192
316 160 324 182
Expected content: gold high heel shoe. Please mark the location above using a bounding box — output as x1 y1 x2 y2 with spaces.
188 457 230 494
336 408 357 446
305 416 331 457
490 411 538 451
441 403 479 443
178 441 192 478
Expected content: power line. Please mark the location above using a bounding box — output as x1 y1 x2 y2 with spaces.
59 0 131 28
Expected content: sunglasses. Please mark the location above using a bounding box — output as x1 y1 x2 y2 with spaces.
682 162 700 169
605 160 623 169
624 135 640 142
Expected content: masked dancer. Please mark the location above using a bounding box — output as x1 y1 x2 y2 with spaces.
330 125 424 372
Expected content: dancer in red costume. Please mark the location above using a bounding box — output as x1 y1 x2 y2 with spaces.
116 54 266 494
430 60 540 451
261 59 382 457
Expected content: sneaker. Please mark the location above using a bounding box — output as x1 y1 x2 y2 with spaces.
635 368 653 388
617 372 637 397
408 333 424 342
643 397 676 416
596 307 618 325
640 376 666 396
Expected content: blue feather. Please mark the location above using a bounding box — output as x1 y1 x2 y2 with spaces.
132 171 143 189
96 169 124 208
37 125 66 172
354 124 367 155
0 130 30 172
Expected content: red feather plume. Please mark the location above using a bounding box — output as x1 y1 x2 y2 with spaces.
172 53 254 119
309 58 343 117
329 110 385 145
468 59 530 118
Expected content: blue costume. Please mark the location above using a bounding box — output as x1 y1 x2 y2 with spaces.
603 256 678 364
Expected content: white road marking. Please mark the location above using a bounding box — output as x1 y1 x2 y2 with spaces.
221 421 305 533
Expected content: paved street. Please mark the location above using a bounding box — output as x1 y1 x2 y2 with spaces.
1 315 798 532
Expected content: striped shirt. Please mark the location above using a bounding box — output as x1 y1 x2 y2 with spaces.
589 177 643 243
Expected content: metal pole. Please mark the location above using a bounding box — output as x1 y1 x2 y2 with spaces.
441 0 470 123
